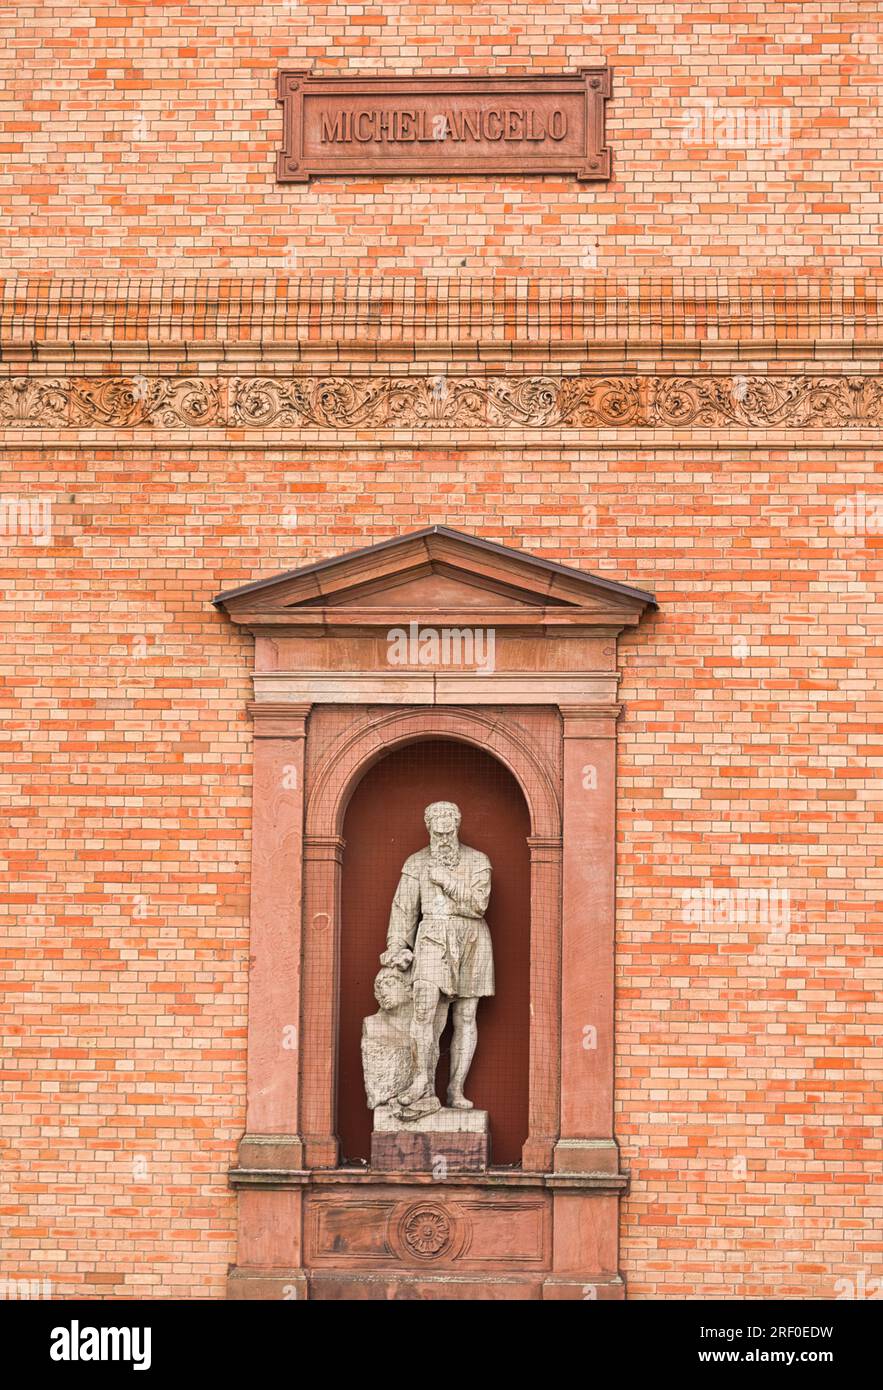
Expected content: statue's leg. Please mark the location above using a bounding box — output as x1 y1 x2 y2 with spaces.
447 997 479 1109
397 980 441 1104
429 995 449 1086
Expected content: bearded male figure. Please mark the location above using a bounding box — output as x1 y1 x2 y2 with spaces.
380 801 493 1115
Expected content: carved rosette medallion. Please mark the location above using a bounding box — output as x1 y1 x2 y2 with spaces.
398 1204 456 1260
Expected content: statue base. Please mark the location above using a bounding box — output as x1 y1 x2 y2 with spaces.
371 1106 489 1173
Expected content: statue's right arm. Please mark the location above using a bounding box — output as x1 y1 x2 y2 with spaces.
382 864 421 965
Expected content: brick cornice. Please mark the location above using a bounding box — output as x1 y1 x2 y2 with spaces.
3 277 882 433
2 275 881 353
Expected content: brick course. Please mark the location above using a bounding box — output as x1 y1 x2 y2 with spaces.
1 2 881 275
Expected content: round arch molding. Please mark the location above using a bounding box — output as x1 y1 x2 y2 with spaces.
305 706 561 842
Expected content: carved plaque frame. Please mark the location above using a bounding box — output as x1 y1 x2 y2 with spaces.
276 69 612 183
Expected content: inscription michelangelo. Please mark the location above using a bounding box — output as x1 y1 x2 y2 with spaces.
320 107 569 144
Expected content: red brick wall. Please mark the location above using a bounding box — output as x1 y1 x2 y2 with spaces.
1 2 880 1302
3 444 878 1297
2 2 880 274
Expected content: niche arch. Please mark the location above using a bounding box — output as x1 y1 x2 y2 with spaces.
306 705 561 842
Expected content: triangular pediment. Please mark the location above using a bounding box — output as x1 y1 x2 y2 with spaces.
214 526 656 628
315 569 552 609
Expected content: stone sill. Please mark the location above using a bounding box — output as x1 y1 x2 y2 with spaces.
228 1165 630 1192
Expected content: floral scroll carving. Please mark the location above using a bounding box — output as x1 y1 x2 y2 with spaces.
0 378 70 427
650 376 883 429
66 377 223 428
1 373 882 430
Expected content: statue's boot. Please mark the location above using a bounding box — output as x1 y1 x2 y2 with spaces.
396 1073 431 1106
395 1093 441 1121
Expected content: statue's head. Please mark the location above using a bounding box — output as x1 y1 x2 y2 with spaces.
374 965 411 1012
424 801 461 837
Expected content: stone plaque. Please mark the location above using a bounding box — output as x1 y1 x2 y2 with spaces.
276 70 611 183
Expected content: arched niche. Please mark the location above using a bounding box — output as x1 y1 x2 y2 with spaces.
300 706 562 1172
337 736 532 1165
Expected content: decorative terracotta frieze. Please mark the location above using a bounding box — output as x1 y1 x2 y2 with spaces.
2 372 883 430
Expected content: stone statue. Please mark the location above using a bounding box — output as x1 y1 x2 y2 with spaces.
361 800 494 1124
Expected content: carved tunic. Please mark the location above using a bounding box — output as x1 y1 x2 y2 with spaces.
386 845 494 998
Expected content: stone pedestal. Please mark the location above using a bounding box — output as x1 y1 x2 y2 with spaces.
371 1106 489 1173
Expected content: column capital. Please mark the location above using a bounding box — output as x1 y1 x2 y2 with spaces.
527 834 563 864
560 703 622 738
303 834 346 864
248 702 311 737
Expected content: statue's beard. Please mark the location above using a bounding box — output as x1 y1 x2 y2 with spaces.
429 830 459 867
